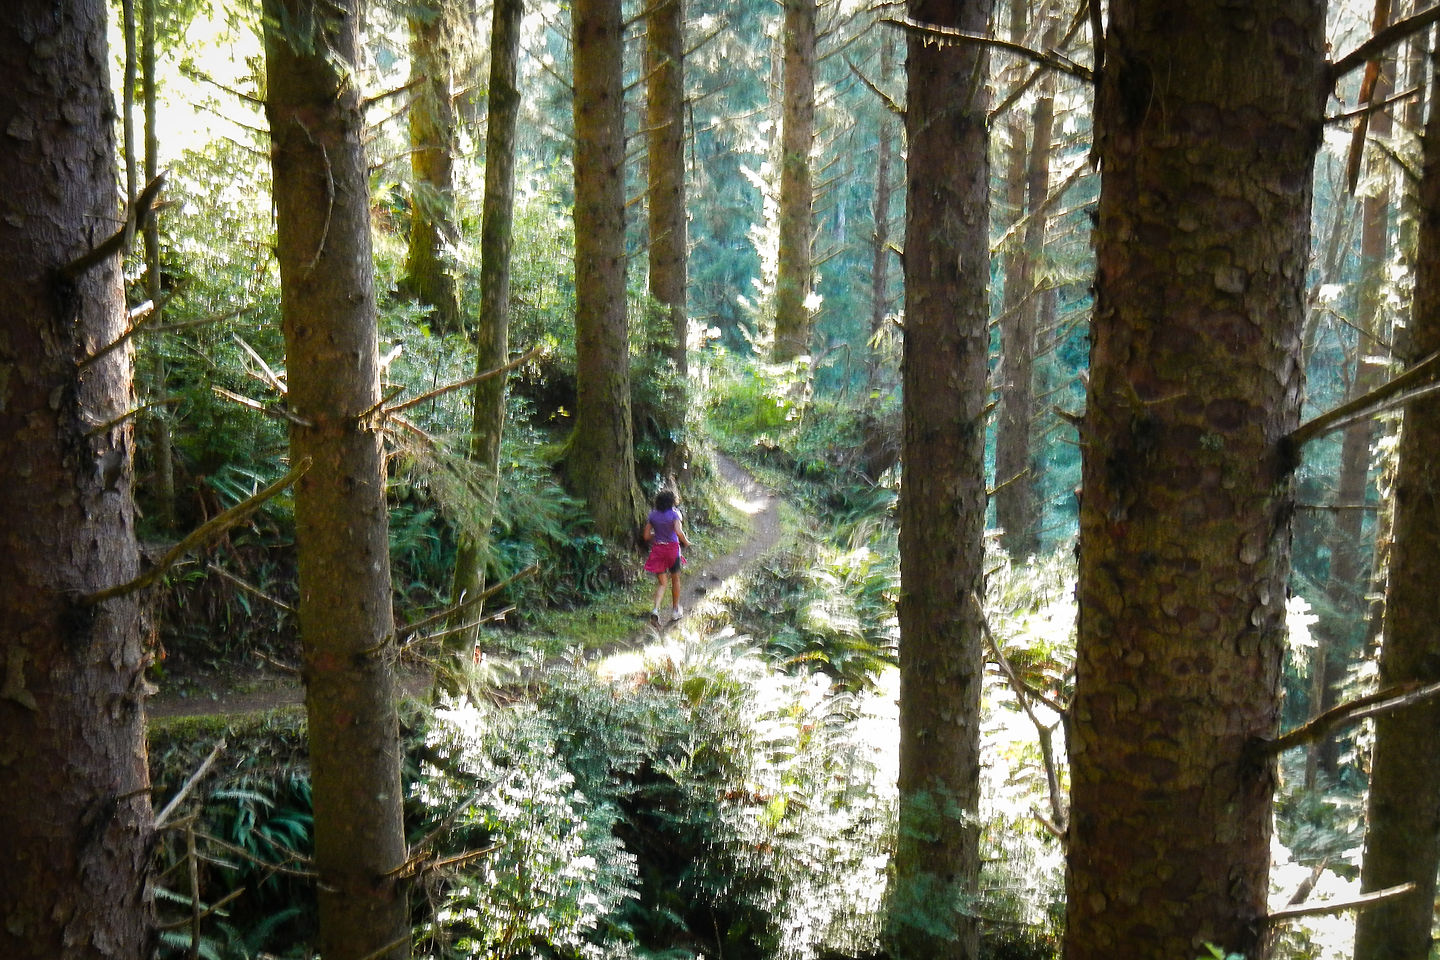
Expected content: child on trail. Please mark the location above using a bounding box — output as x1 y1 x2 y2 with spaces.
643 489 690 624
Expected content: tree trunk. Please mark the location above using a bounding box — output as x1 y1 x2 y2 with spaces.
568 0 644 541
1353 53 1440 960
261 3 410 957
1064 3 1324 958
994 0 1042 561
451 0 523 635
884 0 992 956
0 3 153 957
142 0 175 531
772 0 816 363
1307 36 1395 790
647 0 687 377
865 31 896 396
405 0 463 337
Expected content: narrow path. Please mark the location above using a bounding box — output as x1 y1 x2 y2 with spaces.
148 453 781 718
674 452 781 618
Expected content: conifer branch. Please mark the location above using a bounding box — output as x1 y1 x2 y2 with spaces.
882 16 1094 83
1259 679 1440 756
1329 4 1440 82
1287 349 1440 450
60 171 167 281
83 459 311 606
397 565 539 641
154 739 227 829
1266 882 1416 923
375 344 542 420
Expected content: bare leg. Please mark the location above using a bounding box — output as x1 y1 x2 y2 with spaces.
671 569 682 610
652 573 669 613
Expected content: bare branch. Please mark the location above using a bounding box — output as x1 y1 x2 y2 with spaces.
60 171 167 281
154 739 227 829
377 344 543 420
1259 679 1440 756
882 16 1094 83
1287 349 1440 450
1267 883 1417 924
83 459 311 606
397 565 540 641
1330 5 1440 83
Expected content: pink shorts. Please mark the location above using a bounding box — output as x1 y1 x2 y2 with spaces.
645 541 684 574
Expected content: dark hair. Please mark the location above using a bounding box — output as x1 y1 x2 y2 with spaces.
654 490 677 512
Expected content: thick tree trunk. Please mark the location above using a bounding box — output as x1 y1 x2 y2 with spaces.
0 3 154 957
261 3 410 957
884 1 992 956
405 0 462 336
451 0 523 633
647 0 688 377
1353 55 1440 960
1064 3 1324 958
772 0 816 363
568 0 644 541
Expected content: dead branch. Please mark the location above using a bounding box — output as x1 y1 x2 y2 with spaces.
154 739 227 830
882 16 1094 83
1267 882 1416 924
1287 349 1440 450
976 594 1068 830
155 886 246 932
375 344 543 420
211 386 312 428
60 171 167 281
1330 4 1440 82
397 565 539 641
361 75 426 110
83 459 310 606
83 397 181 439
206 562 295 614
1259 679 1440 756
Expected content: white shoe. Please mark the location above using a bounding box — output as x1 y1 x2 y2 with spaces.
670 607 683 622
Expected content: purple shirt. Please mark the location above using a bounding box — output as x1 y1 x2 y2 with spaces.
648 507 681 544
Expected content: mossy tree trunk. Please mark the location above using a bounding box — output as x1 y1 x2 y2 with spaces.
451 0 523 634
405 0 463 337
1064 2 1324 958
262 1 410 957
772 0 816 364
569 0 644 541
885 0 992 956
646 0 688 379
1353 53 1440 960
0 2 154 956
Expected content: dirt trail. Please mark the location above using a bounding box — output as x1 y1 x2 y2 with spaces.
147 453 780 719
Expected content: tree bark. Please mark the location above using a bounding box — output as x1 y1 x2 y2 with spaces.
772 0 816 363
568 0 644 541
0 2 154 957
261 2 410 957
885 0 992 956
405 0 463 337
1353 52 1440 960
647 0 688 378
451 0 523 635
1064 2 1324 958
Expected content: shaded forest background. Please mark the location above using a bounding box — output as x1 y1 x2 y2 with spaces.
7 0 1440 958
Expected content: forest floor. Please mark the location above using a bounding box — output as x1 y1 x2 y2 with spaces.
146 452 781 719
